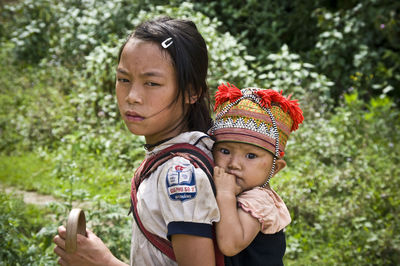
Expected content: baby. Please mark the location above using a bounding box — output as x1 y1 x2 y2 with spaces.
209 83 304 265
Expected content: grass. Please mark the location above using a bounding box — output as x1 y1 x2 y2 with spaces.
0 152 132 206
0 152 56 193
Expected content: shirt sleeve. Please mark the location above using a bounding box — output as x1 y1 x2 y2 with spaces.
237 187 291 234
157 156 220 239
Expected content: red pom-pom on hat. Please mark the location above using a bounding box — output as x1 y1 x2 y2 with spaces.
214 82 242 111
256 89 304 132
287 99 303 131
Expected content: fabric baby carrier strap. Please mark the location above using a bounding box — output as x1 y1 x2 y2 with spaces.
130 143 224 265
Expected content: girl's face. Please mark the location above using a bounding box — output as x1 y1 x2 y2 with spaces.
116 38 186 144
213 142 285 192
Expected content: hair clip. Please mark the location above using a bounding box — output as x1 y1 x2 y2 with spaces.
161 37 173 48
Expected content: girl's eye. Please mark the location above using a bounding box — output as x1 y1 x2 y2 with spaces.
220 148 230 155
145 82 160 87
117 78 130 83
246 153 257 159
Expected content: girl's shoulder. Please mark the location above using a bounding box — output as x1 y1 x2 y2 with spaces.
145 131 216 196
147 131 214 162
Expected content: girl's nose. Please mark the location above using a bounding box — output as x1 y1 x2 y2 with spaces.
126 85 142 104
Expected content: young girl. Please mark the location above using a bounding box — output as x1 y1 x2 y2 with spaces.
53 17 221 266
208 83 304 265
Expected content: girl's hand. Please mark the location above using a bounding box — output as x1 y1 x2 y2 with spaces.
214 166 242 196
53 226 126 266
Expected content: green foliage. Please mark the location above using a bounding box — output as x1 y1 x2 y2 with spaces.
312 0 400 102
252 44 334 116
0 193 131 265
3 0 138 65
192 0 322 55
0 153 56 193
0 151 134 206
1 0 57 63
1 0 400 265
277 93 400 264
0 193 57 265
0 43 78 153
192 0 400 105
86 201 131 262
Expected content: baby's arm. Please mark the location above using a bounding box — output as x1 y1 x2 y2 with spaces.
214 166 261 256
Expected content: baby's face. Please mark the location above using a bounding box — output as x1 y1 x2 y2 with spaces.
213 142 274 192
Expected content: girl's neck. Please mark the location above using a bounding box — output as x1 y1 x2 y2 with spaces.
144 120 190 151
143 136 175 151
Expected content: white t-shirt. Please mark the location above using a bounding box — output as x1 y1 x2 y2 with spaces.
130 131 220 266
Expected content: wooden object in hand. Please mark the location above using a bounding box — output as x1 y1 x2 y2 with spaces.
65 208 87 253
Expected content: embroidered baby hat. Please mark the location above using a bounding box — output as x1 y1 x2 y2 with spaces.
209 82 304 159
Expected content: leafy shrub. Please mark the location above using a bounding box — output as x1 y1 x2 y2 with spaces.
1 39 84 154
3 0 140 65
192 0 400 105
86 200 132 262
252 44 334 117
0 193 57 265
1 0 57 63
0 192 131 265
0 54 77 153
278 93 400 265
2 1 400 265
192 0 323 56
312 1 400 102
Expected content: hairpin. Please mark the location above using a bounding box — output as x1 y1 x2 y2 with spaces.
161 37 173 48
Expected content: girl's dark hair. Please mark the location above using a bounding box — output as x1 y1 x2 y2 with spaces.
118 16 212 133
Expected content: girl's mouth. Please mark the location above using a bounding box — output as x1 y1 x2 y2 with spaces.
125 111 144 122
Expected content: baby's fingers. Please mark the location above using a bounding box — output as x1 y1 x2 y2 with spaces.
213 166 225 177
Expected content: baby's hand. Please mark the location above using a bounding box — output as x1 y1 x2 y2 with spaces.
213 166 242 196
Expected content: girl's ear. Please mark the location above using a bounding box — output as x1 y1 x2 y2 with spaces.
186 94 199 104
273 159 286 176
184 85 199 104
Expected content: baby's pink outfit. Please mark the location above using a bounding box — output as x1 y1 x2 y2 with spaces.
237 186 291 234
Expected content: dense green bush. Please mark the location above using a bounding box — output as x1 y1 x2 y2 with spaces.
312 1 400 102
279 93 400 264
192 0 323 56
251 44 334 117
0 193 57 265
1 0 399 265
0 62 78 153
2 0 137 65
86 201 131 262
192 0 400 104
0 193 132 265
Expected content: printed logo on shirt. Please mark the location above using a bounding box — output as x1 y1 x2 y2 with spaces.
166 162 197 201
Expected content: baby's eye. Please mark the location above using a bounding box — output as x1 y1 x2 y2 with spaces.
220 148 230 155
246 153 257 159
